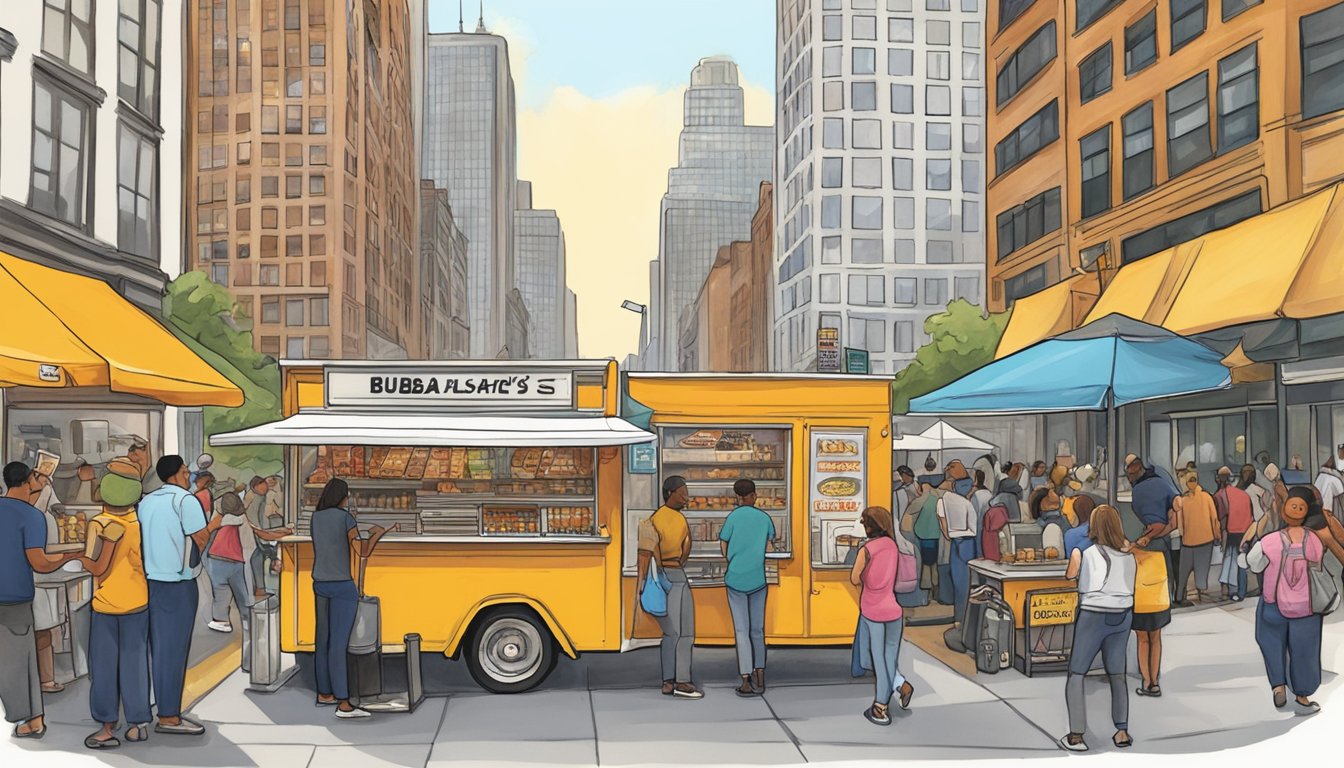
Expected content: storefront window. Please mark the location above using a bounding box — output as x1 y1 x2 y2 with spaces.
809 429 868 568
1249 408 1277 470
1313 404 1344 475
297 445 597 538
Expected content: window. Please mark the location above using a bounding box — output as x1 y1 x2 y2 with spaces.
852 82 877 111
261 297 281 324
964 125 983 153
927 21 951 45
236 178 251 203
823 14 842 40
963 52 981 79
964 22 981 48
823 81 844 111
287 338 305 359
927 123 952 150
310 297 329 326
927 85 952 115
894 321 915 353
1222 0 1260 20
260 336 280 356
892 158 914 190
42 0 94 73
822 158 843 188
894 278 917 305
285 299 304 327
820 273 841 303
310 261 327 286
117 125 157 258
927 159 952 190
848 275 885 305
1004 264 1048 305
285 233 302 258
848 317 886 353
310 43 326 66
963 87 983 117
823 118 844 148
1301 4 1344 120
262 106 279 134
286 175 302 198
310 145 328 166
853 157 882 187
924 279 948 306
889 48 913 76
853 48 876 75
893 197 916 229
310 234 326 257
997 22 1056 107
1167 72 1212 177
821 236 841 265
895 239 916 263
309 336 330 358
928 240 954 262
994 101 1059 175
964 201 982 232
1125 11 1157 74
260 265 280 285
238 141 252 165
1121 190 1261 263
822 195 842 228
1171 0 1206 52
927 198 952 230
854 119 881 149
852 239 883 264
854 16 878 40
1122 102 1155 200
823 46 842 77
1000 0 1035 31
1078 44 1112 104
1218 44 1259 153
995 187 1062 259
118 0 162 118
891 84 914 113
1076 0 1121 32
286 105 303 134
963 159 981 192
955 277 980 302
928 0 949 8
889 18 914 42
262 176 279 198
853 196 883 229
894 121 914 149
1080 126 1111 218
30 81 90 226
310 173 326 196
211 264 229 286
928 51 950 80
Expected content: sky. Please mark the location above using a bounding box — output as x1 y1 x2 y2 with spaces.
426 0 776 361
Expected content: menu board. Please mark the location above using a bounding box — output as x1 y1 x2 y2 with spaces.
809 431 866 515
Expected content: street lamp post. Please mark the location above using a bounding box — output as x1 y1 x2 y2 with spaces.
620 300 646 370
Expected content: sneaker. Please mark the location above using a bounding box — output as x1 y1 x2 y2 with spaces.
1231 595 1244 603
1059 734 1088 752
207 621 233 633
660 680 675 696
1295 699 1321 716
671 683 704 699
335 707 372 719
154 717 205 736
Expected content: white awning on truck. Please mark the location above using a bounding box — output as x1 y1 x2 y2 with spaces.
210 411 657 447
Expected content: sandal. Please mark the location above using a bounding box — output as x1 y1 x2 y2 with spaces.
864 704 892 726
898 681 915 710
12 723 46 740
1136 685 1161 697
125 724 149 742
1059 733 1088 752
85 733 121 750
1113 732 1133 749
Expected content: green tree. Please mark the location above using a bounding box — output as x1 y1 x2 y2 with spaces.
892 299 1009 415
161 272 282 477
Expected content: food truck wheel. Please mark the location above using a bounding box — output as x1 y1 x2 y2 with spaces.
466 607 558 694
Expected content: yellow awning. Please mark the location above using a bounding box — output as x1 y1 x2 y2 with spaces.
995 274 1098 359
0 252 244 407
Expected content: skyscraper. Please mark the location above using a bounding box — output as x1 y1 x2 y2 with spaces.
564 288 579 358
773 0 987 374
645 56 774 371
514 181 568 360
186 0 419 360
419 180 471 359
423 21 518 358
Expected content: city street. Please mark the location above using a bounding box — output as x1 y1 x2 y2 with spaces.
9 598 1341 767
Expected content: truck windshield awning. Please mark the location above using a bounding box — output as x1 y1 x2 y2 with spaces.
210 411 658 447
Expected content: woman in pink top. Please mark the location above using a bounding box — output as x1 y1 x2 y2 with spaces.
849 506 914 726
1246 486 1327 715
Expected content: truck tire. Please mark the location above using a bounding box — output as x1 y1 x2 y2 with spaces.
465 607 558 694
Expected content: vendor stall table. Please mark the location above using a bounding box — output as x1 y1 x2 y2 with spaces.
969 559 1076 676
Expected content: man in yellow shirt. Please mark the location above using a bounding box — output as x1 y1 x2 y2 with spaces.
636 476 702 699
1175 475 1221 607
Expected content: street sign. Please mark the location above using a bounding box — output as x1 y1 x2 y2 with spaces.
843 347 869 374
817 328 840 372
627 443 657 474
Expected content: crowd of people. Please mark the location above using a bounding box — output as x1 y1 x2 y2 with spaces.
0 445 294 750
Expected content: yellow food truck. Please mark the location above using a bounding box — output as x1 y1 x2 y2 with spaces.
212 359 894 692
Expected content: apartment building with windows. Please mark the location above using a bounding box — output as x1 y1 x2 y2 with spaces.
774 0 988 375
986 0 1344 313
186 0 420 360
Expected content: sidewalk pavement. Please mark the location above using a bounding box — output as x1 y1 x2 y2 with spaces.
6 598 1340 767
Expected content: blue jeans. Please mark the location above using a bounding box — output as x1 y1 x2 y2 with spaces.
313 580 359 701
1066 609 1132 734
148 580 199 718
726 586 767 676
860 615 906 706
1221 534 1248 599
950 537 976 624
1256 599 1322 697
89 609 151 725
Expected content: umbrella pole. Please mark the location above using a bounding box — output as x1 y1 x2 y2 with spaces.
1107 394 1118 510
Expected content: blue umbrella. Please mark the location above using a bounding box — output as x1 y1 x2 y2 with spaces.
910 314 1232 506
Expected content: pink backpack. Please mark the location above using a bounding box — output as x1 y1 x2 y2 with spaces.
1274 530 1322 619
893 534 920 594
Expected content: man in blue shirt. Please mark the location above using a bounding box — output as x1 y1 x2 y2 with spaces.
139 456 221 736
719 479 775 698
0 462 80 738
1126 454 1179 602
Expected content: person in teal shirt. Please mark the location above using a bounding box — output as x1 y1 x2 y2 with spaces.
719 479 775 697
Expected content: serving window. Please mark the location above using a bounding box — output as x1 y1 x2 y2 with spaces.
297 445 598 539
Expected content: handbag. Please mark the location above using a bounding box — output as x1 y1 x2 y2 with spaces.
639 558 672 617
1306 532 1340 616
349 547 381 655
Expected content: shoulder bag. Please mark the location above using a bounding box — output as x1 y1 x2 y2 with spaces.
1306 531 1340 616
639 557 672 617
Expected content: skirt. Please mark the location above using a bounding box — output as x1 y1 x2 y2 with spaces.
1131 609 1171 632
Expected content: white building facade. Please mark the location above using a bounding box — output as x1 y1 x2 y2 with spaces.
514 180 567 360
644 57 773 372
774 0 986 374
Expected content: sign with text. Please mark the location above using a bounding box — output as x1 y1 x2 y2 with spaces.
817 328 840 372
326 368 575 409
844 347 869 374
1026 590 1077 627
809 430 867 515
627 442 657 474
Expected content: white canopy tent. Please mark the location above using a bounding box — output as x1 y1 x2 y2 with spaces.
891 420 994 452
211 411 657 447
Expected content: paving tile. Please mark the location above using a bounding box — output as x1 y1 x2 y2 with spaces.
312 743 433 768
428 739 597 766
598 739 804 766
438 690 594 742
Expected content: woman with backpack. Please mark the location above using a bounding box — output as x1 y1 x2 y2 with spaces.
849 506 915 726
1246 486 1331 715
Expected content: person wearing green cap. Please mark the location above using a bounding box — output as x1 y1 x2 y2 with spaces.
80 468 150 749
